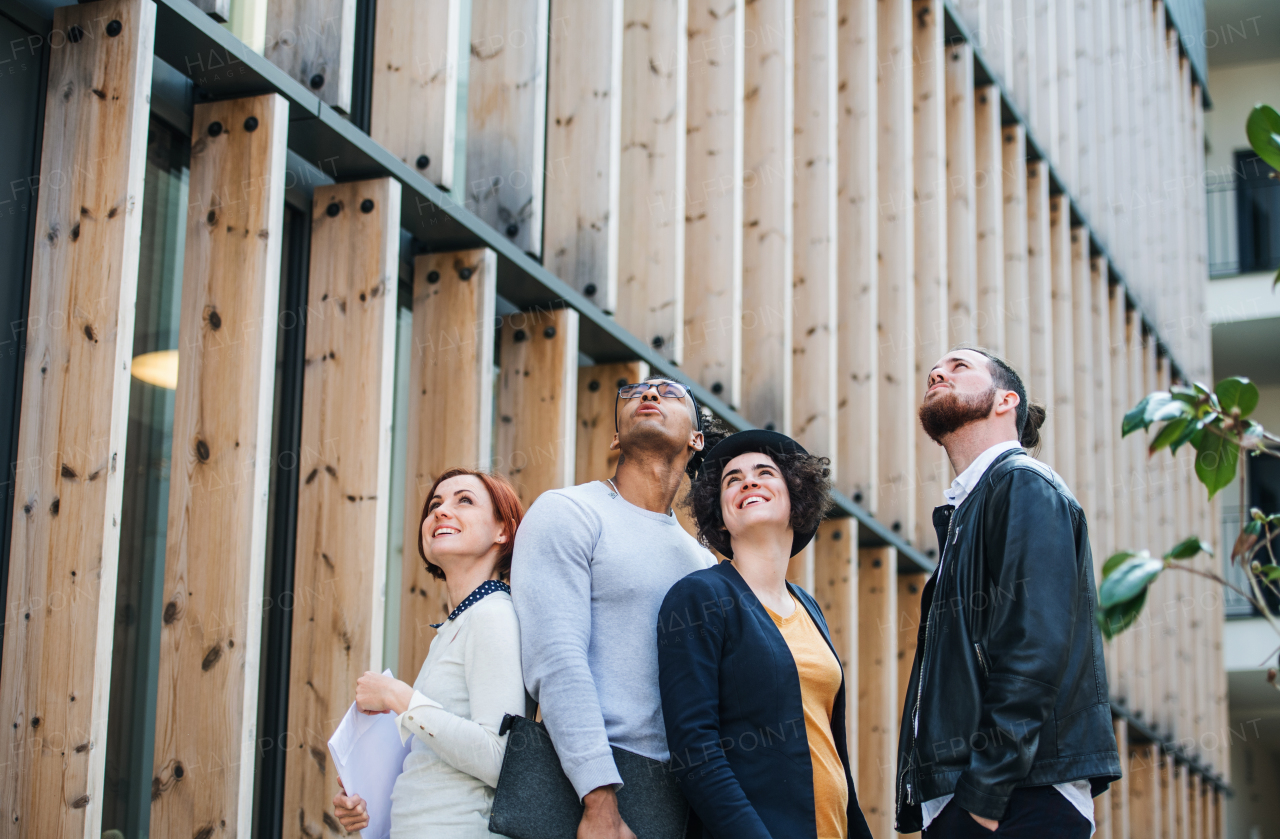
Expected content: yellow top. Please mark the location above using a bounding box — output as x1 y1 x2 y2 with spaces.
764 594 848 839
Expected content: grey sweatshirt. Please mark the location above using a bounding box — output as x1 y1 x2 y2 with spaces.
511 481 714 800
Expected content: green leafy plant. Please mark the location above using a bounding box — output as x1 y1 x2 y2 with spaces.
1098 376 1280 691
1245 103 1280 289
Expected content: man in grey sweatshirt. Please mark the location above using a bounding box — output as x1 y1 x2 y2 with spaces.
512 378 718 839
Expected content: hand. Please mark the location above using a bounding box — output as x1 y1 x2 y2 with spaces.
355 671 413 716
333 776 369 832
968 811 999 832
578 787 637 839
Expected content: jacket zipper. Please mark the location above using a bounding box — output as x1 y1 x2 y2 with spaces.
899 509 956 810
974 643 990 678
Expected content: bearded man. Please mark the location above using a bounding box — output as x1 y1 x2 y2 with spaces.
894 348 1121 838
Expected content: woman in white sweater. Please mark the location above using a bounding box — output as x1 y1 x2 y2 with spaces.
333 468 533 838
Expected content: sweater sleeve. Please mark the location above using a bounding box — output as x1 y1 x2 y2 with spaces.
657 577 773 839
510 490 622 800
394 598 528 788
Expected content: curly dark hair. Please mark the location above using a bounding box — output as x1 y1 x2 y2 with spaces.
685 447 834 557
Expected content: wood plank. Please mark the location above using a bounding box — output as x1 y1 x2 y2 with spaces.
615 0 687 362
1091 0 1115 247
876 0 916 539
912 0 948 555
1126 314 1151 720
1070 226 1094 520
684 0 744 407
494 308 579 507
1032 0 1059 164
1010 0 1036 124
1072 0 1096 219
371 0 466 189
988 0 1012 86
944 42 977 346
1053 0 1078 190
149 92 289 839
575 361 648 484
1090 258 1115 564
1048 196 1075 486
792 0 838 462
466 0 549 255
1025 161 1053 460
1129 743 1162 839
834 0 878 512
264 0 357 113
975 85 1005 352
813 520 858 760
1109 287 1133 706
397 249 498 682
740 0 794 432
856 545 897 838
1111 719 1131 839
544 0 623 307
1178 763 1191 839
1002 125 1030 374
285 177 402 839
0 2 155 836
787 543 816 591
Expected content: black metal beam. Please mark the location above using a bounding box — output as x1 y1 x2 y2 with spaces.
1110 702 1232 795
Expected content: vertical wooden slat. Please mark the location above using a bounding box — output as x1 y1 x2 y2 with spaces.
1072 0 1095 219
1069 227 1094 520
740 0 793 432
835 0 878 511
1130 743 1162 839
1048 196 1075 485
974 85 1005 352
1002 125 1030 374
944 43 977 346
813 520 857 760
494 308 579 507
684 0 744 407
397 249 498 682
1109 287 1132 706
912 0 947 554
285 177 402 839
1025 161 1053 458
792 0 838 462
466 0 549 255
616 0 687 362
1032 0 1059 164
1126 313 1150 719
1053 0 1078 190
371 0 466 189
0 2 155 836
543 0 623 307
1111 719 1131 838
150 92 289 839
265 0 357 113
856 545 897 837
575 361 648 485
876 0 916 539
1010 0 1036 124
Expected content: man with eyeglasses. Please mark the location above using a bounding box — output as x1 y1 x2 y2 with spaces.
512 377 721 838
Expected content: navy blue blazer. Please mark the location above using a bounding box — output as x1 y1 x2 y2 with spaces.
657 561 873 839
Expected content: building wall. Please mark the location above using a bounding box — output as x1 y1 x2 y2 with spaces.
1205 58 1280 180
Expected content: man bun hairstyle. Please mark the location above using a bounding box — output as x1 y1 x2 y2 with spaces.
963 346 1047 452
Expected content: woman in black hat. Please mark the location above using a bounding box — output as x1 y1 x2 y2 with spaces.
656 430 872 839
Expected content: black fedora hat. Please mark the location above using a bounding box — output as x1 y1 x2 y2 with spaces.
698 429 819 559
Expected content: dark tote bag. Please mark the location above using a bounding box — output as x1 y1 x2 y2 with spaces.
488 715 692 839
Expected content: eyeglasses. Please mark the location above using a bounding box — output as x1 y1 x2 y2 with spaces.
614 380 704 432
617 381 691 400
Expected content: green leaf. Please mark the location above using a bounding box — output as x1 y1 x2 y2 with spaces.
1193 382 1212 399
1169 387 1200 405
1150 399 1192 424
1169 419 1204 454
1150 418 1190 454
1215 377 1257 415
1246 104 1280 172
1102 550 1139 579
1194 431 1239 498
1099 554 1165 608
1123 395 1155 436
1098 589 1148 640
1244 519 1263 537
1165 536 1213 560
1261 565 1280 582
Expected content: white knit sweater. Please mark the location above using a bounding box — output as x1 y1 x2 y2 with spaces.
389 590 533 839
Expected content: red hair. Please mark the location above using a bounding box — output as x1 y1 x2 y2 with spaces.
417 468 524 581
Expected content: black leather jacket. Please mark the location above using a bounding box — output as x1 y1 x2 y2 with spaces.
895 450 1122 831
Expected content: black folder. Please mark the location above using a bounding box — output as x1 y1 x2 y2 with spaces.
488 715 691 839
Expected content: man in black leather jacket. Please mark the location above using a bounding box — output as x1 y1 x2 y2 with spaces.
895 348 1121 837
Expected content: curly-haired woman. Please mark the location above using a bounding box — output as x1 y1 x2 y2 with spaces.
657 430 872 839
332 468 534 839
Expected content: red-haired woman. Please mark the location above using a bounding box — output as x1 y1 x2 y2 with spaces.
333 468 533 839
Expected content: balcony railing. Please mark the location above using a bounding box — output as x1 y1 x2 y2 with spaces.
1207 154 1280 279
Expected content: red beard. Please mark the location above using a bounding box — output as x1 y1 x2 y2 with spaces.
918 385 997 443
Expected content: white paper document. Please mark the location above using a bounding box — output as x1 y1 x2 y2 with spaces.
327 670 413 839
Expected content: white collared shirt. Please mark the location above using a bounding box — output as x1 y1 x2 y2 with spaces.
920 441 1095 834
